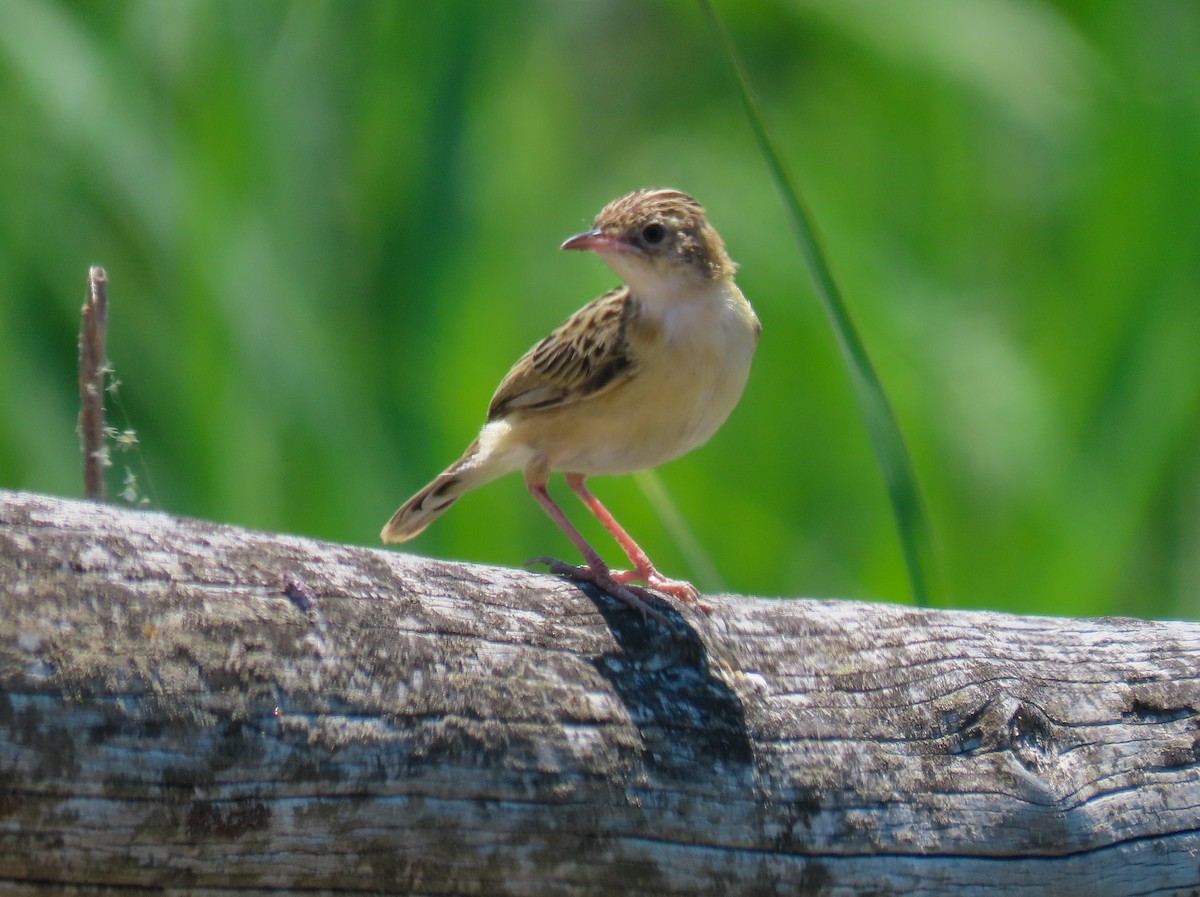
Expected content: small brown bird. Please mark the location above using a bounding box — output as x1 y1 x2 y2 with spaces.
382 188 760 621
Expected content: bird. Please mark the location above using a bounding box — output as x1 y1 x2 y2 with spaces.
381 188 760 622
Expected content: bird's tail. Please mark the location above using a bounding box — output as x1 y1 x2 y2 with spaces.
381 438 501 543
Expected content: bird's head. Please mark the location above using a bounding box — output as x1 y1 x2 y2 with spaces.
561 188 735 291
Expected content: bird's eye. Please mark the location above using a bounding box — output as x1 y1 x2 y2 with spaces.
641 223 666 245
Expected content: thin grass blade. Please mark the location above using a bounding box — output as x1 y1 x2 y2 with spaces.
700 0 936 606
635 470 728 594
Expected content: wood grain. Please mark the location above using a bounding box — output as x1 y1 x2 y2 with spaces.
1 490 1198 895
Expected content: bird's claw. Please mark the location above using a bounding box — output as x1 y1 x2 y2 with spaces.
610 568 697 600
526 556 672 628
525 556 595 578
609 568 711 613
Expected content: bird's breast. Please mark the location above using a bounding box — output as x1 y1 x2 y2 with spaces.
519 285 758 476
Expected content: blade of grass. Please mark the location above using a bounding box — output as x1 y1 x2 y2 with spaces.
700 0 935 606
635 470 728 595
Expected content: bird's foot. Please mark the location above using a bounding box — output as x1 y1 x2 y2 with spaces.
611 568 698 602
526 556 672 628
610 567 711 613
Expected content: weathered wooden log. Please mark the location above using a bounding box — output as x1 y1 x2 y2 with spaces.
0 488 1198 895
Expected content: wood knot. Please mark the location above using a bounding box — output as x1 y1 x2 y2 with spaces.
1005 701 1057 773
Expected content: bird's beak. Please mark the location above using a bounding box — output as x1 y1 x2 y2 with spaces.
561 228 625 253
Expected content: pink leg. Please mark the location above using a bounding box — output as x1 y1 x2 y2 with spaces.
523 464 670 626
564 473 702 605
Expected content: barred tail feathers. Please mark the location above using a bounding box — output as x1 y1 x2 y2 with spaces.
380 433 517 543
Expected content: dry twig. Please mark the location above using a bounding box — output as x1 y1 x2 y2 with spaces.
78 265 109 499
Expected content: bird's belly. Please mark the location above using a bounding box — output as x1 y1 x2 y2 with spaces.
521 320 756 476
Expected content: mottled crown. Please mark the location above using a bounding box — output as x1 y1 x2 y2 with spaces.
594 188 735 280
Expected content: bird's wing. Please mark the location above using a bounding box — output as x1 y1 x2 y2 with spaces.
487 286 641 420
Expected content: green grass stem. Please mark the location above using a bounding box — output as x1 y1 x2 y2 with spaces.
700 0 936 606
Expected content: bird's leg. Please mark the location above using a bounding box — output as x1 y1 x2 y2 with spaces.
523 465 670 626
564 473 702 605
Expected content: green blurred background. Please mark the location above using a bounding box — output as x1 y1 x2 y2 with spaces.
1 0 1197 618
